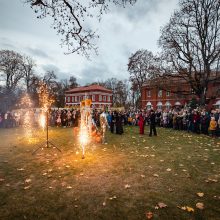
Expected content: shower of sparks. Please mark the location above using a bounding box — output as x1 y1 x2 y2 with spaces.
38 82 55 113
18 93 34 139
78 100 93 158
39 113 46 130
37 81 55 131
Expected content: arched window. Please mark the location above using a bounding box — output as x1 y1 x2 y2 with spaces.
157 102 163 109
146 101 152 110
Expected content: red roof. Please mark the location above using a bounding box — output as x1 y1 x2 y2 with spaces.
66 84 112 94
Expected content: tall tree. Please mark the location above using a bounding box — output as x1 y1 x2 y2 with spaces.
128 49 155 107
25 0 136 57
21 55 36 93
104 78 129 107
0 50 24 92
69 76 78 89
159 0 220 106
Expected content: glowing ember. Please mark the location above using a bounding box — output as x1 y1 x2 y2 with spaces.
38 81 55 112
79 125 89 146
39 113 46 130
18 93 34 139
78 99 92 159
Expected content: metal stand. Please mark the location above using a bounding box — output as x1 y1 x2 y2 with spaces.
32 111 61 154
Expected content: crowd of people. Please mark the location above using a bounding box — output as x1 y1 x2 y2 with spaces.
0 107 220 137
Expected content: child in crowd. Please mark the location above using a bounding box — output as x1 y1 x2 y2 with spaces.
209 117 217 137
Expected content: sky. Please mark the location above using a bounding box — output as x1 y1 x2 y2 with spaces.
0 0 179 85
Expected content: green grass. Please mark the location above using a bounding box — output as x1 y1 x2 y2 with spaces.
0 126 220 220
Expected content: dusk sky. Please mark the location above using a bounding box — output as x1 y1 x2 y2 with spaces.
0 0 179 85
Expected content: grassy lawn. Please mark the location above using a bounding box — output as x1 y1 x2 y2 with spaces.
0 126 220 220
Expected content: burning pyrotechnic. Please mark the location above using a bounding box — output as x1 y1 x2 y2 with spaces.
79 125 89 159
18 93 34 139
78 99 93 159
79 126 89 146
39 113 46 130
38 81 55 112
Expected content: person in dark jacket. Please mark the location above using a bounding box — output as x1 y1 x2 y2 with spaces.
115 112 123 134
110 112 115 133
149 110 157 136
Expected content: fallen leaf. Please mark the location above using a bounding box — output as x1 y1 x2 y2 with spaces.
153 174 159 177
17 168 25 171
197 192 204 197
196 202 204 210
66 186 72 189
205 178 218 183
24 185 31 190
125 184 131 189
141 175 145 178
103 202 106 206
166 168 172 172
158 202 167 208
178 206 194 212
146 211 153 219
25 179 31 184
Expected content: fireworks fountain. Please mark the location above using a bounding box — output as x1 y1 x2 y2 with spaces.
18 93 34 140
77 99 108 158
32 82 61 154
79 99 92 159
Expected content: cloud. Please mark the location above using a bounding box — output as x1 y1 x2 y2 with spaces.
78 62 111 84
0 37 17 50
26 47 51 59
0 0 179 86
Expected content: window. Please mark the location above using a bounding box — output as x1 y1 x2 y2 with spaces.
157 102 163 109
92 95 95 101
158 90 162 97
146 102 152 110
103 96 106 101
166 91 170 97
147 90 151 97
99 95 102 101
165 101 171 110
67 97 70 102
108 96 111 102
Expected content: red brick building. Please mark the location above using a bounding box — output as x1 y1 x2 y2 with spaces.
141 77 220 110
65 84 113 108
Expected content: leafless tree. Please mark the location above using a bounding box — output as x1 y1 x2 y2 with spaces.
159 0 220 106
0 50 24 92
104 77 129 107
128 49 155 107
69 76 78 88
21 55 36 93
25 0 136 57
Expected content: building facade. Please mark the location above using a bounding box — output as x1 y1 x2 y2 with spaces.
141 78 220 110
65 84 113 108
